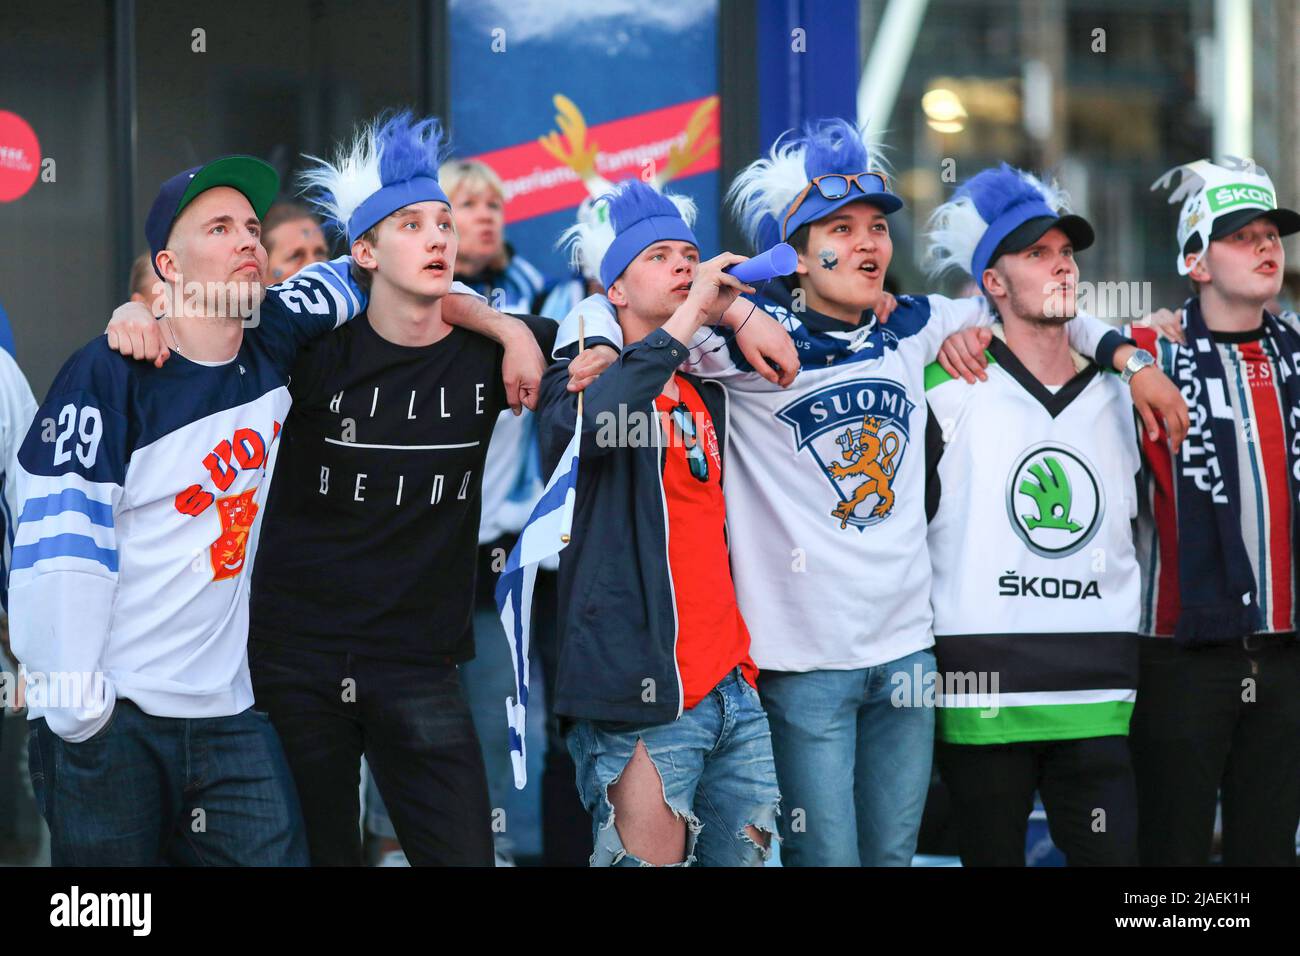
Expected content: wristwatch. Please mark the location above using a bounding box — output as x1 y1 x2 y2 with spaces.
1120 348 1156 384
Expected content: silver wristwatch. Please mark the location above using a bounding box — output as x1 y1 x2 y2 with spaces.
1120 348 1156 384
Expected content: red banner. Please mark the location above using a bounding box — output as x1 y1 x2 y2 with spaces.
470 95 720 224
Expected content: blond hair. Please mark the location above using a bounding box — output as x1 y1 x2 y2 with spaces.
128 251 156 300
438 158 506 203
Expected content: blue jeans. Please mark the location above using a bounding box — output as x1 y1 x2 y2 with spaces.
757 647 936 866
568 669 781 867
28 698 308 866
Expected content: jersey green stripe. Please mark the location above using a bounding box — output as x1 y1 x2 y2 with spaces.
924 351 996 391
938 699 1134 744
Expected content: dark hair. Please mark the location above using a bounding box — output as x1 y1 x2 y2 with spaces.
261 201 321 253
787 223 811 255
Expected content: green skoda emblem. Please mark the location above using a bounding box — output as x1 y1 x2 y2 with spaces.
1006 443 1103 558
1208 183 1275 213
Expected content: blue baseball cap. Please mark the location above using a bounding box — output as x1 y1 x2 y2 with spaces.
145 155 280 279
957 164 1093 291
781 171 902 242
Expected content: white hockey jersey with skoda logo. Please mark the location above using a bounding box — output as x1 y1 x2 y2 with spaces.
554 283 1122 672
926 334 1141 744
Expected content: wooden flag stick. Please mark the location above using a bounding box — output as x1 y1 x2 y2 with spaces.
576 313 586 419
561 314 586 546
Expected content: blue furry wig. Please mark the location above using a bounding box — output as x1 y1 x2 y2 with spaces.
568 178 698 289
727 117 899 249
298 111 454 243
925 163 1077 285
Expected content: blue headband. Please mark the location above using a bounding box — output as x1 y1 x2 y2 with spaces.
780 173 902 240
969 195 1057 291
346 176 450 243
599 214 699 289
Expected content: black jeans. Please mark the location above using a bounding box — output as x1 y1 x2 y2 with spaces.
1129 637 1300 866
937 735 1138 866
249 638 494 866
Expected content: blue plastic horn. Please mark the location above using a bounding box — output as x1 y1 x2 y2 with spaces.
724 242 798 284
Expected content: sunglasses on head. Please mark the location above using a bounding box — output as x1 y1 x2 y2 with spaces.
780 171 889 241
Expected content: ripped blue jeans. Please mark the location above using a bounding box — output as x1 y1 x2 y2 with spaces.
568 669 781 867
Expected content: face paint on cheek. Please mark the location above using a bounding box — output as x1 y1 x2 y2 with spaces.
819 249 838 271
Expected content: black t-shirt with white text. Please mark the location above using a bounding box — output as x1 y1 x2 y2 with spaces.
250 311 556 664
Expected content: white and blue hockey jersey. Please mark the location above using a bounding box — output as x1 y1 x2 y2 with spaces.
554 282 1126 672
0 349 38 611
8 260 365 741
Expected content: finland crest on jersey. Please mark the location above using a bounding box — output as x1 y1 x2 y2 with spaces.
776 378 916 531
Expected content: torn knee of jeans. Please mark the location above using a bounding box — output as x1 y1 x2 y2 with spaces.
739 802 781 861
592 744 701 867
592 787 701 867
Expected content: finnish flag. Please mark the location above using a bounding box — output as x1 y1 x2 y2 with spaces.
494 405 581 789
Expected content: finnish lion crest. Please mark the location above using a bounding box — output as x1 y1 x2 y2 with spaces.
826 415 899 528
776 379 915 532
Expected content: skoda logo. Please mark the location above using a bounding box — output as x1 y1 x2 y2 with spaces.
1006 442 1103 558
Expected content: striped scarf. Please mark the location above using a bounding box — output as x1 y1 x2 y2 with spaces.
1173 296 1300 644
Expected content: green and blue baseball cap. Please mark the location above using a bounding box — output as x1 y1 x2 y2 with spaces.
145 155 279 278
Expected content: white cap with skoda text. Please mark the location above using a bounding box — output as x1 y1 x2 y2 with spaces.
1152 157 1295 275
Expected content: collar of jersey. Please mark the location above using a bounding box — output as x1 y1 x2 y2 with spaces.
987 334 1099 418
763 277 878 336
749 283 894 370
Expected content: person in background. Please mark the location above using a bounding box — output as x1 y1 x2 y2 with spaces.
440 159 550 313
0 319 38 829
261 201 331 284
127 252 160 308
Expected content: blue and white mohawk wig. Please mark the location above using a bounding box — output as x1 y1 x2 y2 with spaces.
556 198 613 285
727 118 901 251
298 111 453 244
925 163 1091 291
559 178 698 289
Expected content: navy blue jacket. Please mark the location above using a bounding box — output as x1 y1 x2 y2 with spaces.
538 326 729 725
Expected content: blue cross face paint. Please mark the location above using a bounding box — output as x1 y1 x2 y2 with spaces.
819 248 838 270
